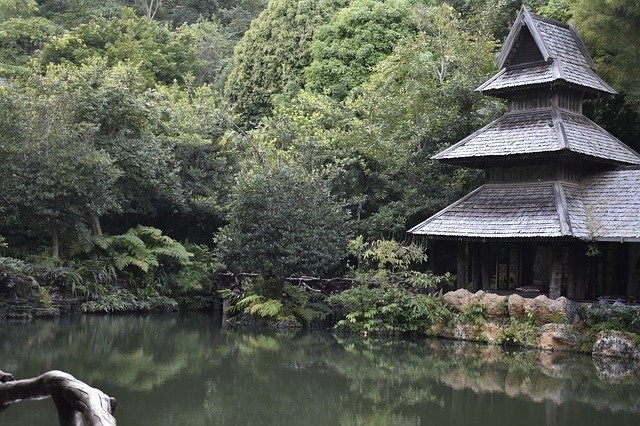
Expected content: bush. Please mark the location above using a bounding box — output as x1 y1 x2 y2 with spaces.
499 315 538 348
81 288 178 313
457 303 486 325
328 285 452 334
347 237 454 288
216 163 353 280
223 278 331 328
70 225 194 294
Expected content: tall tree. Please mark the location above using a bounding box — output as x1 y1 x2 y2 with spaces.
224 0 348 125
304 0 417 101
216 151 353 279
348 4 499 235
0 79 121 257
35 8 200 86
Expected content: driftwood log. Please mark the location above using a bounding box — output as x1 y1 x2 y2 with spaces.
0 369 116 425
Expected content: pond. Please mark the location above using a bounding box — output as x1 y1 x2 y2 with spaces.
1 314 639 425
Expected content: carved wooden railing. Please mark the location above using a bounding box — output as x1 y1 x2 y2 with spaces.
0 369 116 425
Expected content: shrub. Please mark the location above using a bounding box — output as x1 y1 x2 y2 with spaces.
499 314 538 348
457 303 486 325
81 288 179 313
328 285 451 334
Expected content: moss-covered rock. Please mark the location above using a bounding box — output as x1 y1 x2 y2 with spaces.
592 330 640 360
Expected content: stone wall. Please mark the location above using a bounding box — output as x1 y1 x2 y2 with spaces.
433 289 640 360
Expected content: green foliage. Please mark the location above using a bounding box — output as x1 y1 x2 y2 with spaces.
584 304 640 335
223 277 330 327
81 288 178 313
304 0 415 100
224 0 348 123
346 4 497 236
231 293 285 319
170 244 221 295
0 11 57 72
36 8 200 87
347 237 452 288
457 302 486 325
0 77 121 249
499 314 538 347
72 225 193 294
536 0 572 21
328 285 452 333
572 0 640 104
216 158 353 279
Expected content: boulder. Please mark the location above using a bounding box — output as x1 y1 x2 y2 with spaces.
592 330 640 360
480 322 501 344
442 289 476 313
507 294 527 319
537 324 578 352
481 293 508 319
452 323 478 342
529 295 576 324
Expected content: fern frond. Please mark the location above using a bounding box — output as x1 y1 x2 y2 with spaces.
130 225 163 238
257 299 282 318
112 234 146 252
152 246 192 263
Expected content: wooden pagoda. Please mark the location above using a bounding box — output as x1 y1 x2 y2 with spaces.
409 7 640 300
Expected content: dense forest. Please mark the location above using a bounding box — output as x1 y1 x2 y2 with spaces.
1 0 639 320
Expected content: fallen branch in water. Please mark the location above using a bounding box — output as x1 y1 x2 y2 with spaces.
0 369 116 425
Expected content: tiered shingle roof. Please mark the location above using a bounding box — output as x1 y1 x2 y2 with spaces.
409 8 640 242
409 170 640 242
433 108 640 165
477 61 615 95
479 8 616 96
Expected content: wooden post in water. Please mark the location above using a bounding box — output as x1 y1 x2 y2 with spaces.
221 297 230 325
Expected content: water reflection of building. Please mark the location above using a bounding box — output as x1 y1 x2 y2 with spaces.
409 7 640 300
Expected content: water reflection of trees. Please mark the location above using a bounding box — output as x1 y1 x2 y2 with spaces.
2 316 640 425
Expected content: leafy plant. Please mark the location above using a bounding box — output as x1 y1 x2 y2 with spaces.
222 279 331 328
457 303 486 325
81 288 178 313
71 225 193 293
347 237 451 288
499 314 538 348
328 285 452 334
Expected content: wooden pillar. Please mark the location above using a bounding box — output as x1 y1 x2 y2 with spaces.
457 242 468 289
567 244 579 299
549 246 562 299
471 243 482 292
627 243 640 299
521 243 533 286
481 243 490 290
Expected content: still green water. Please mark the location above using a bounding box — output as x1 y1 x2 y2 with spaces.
1 314 639 425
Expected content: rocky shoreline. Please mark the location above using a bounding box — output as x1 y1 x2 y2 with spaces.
429 288 640 361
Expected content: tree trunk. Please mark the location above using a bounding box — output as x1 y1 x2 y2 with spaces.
0 369 116 425
89 215 103 236
51 223 60 259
